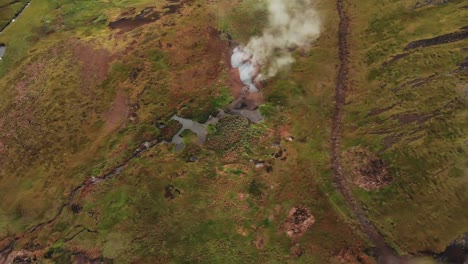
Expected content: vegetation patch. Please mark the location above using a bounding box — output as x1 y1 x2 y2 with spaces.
159 120 182 142
205 115 252 152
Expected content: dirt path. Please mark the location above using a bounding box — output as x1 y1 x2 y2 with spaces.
331 1 404 263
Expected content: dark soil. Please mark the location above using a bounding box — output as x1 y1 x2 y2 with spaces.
109 7 160 32
0 1 21 10
366 104 397 117
382 133 404 150
73 252 112 264
292 208 311 224
109 1 193 32
393 112 433 125
392 74 437 93
458 57 468 71
414 0 452 8
404 27 468 50
70 204 83 214
382 53 409 67
437 233 468 263
12 256 32 264
164 184 181 200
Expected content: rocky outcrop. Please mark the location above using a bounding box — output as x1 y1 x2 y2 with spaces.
283 206 315 242
342 147 393 190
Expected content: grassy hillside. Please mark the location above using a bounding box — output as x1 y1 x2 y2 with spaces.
343 0 467 254
0 0 368 263
0 0 465 263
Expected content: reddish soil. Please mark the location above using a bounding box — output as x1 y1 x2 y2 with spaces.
103 89 129 132
15 61 46 102
70 39 113 91
163 26 228 101
335 247 374 264
228 68 264 110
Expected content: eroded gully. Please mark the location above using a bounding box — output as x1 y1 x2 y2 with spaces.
332 0 404 263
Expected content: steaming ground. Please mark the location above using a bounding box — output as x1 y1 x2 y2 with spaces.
230 0 320 93
231 47 259 92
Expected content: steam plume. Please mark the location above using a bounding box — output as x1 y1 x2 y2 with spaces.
249 0 320 77
231 0 321 92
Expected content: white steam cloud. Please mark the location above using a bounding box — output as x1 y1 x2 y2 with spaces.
231 0 321 92
249 0 321 77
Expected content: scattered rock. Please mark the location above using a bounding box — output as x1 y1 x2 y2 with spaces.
236 226 248 237
342 147 393 190
283 206 315 241
290 243 303 257
458 57 468 71
237 193 249 201
1 250 38 264
188 155 199 162
143 141 151 149
254 235 265 250
254 161 265 169
334 247 374 264
438 233 468 263
272 149 288 160
13 256 32 264
164 184 181 200
156 121 166 129
71 204 83 214
73 252 112 264
129 112 138 123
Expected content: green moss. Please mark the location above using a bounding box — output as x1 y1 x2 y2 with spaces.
205 115 251 152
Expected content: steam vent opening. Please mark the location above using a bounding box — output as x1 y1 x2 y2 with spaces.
231 46 261 93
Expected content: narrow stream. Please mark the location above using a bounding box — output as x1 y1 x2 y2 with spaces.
0 1 32 33
0 0 33 59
